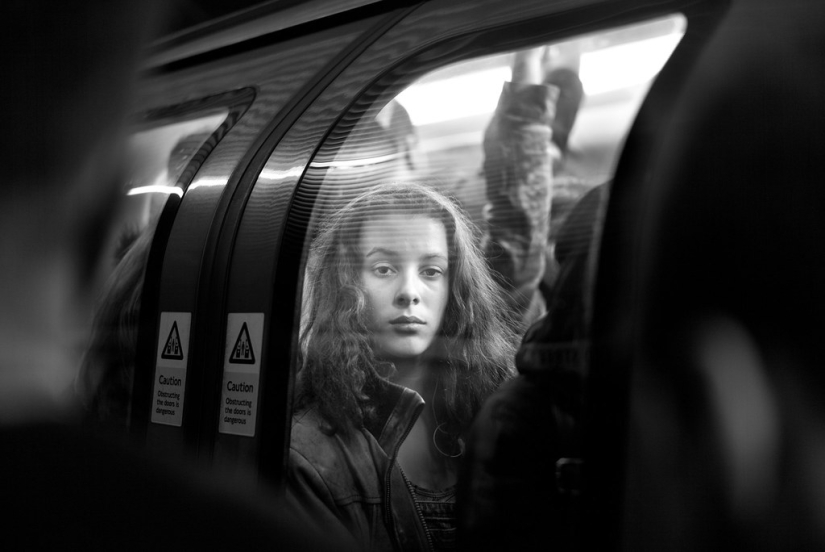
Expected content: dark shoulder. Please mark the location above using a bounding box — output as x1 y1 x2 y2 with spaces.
474 375 556 436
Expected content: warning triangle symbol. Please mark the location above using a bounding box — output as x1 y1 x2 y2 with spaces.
229 322 256 365
161 321 184 360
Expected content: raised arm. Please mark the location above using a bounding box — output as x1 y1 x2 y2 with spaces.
482 47 560 328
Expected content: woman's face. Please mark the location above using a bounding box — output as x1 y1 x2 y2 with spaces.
359 212 449 360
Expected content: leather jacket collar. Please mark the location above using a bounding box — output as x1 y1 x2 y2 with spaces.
363 375 425 459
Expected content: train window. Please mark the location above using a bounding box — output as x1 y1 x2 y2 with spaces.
98 111 227 275
300 14 684 282
297 13 685 334
288 13 684 549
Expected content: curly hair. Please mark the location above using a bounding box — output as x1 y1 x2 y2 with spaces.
296 183 518 442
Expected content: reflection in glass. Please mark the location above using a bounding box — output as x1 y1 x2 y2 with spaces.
125 112 227 229
77 110 227 431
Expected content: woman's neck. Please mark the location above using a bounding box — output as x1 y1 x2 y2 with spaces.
389 357 459 490
388 356 430 397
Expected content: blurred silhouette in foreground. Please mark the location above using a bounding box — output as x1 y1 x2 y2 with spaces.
0 2 346 549
619 0 825 550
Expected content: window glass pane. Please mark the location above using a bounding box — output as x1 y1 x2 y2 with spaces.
288 14 684 550
98 111 227 275
301 14 685 329
125 113 226 230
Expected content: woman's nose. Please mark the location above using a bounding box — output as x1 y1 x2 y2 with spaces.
394 272 421 306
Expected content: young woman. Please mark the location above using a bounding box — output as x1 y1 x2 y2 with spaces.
288 183 518 551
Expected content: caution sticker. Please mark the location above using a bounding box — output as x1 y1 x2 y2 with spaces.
160 321 184 360
151 312 191 426
229 322 256 364
218 313 264 437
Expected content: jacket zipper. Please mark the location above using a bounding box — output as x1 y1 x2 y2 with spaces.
384 402 433 552
399 465 435 552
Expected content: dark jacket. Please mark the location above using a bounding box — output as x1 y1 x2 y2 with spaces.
457 185 605 551
287 377 435 552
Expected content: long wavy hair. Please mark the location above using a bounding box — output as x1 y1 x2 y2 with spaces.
296 183 518 441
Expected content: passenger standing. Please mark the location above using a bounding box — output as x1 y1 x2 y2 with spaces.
457 184 605 552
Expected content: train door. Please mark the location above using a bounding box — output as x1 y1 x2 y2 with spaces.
79 97 242 440
119 5 412 464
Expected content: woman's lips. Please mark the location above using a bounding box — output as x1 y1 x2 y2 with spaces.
390 316 425 325
389 316 425 332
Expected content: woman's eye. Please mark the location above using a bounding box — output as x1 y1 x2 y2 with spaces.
421 267 444 278
374 265 394 276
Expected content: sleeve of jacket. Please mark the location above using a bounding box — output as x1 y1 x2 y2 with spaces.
482 81 560 326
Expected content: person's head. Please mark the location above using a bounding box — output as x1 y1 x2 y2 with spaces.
309 102 423 215
376 100 421 173
299 183 517 433
315 119 409 196
359 212 449 361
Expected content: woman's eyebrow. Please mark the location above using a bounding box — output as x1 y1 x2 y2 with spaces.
365 247 397 258
421 253 449 263
363 248 448 263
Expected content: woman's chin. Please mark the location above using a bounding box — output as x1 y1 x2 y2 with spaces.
373 334 433 360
